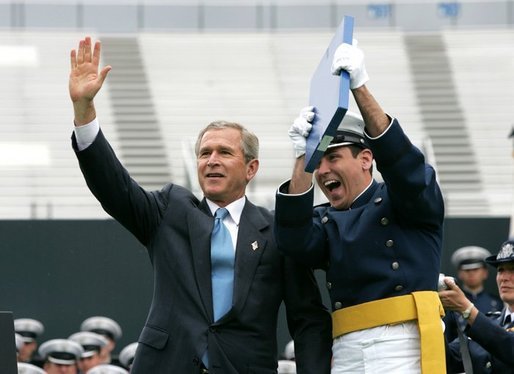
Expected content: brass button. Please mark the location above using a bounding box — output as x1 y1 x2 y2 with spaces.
374 197 383 204
321 216 329 224
326 282 332 290
385 239 394 247
391 262 400 270
394 285 404 291
334 301 343 310
380 217 389 226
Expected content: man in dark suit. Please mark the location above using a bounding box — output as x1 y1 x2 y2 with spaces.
68 36 332 373
440 239 514 373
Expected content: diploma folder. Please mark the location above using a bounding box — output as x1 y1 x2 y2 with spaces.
304 16 354 172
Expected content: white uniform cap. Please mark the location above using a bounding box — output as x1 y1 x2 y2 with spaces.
68 331 108 358
277 360 297 374
80 316 122 341
38 339 84 365
17 362 47 374
283 340 295 360
118 342 138 368
451 246 491 270
327 111 369 149
86 364 129 374
14 318 45 342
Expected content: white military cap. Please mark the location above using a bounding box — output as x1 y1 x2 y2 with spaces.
451 246 491 270
327 111 369 149
283 340 295 360
86 364 129 374
38 339 84 365
118 342 138 368
277 360 297 374
17 362 47 374
80 316 122 341
68 331 108 358
14 318 44 343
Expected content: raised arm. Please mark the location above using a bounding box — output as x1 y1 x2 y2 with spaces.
331 42 389 137
69 36 111 126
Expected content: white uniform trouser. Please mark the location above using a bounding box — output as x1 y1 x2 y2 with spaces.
331 321 421 374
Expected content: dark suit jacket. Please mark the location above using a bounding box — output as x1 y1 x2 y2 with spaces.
73 130 332 374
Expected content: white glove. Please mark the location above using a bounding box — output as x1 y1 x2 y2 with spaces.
288 106 314 158
331 40 369 89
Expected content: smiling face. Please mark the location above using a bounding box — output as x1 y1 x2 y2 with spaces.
315 146 373 210
496 262 514 308
197 128 258 207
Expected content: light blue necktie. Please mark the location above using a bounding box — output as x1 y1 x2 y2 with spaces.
211 208 235 321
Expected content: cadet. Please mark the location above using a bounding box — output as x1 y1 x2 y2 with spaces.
118 342 137 372
80 316 122 364
444 245 503 342
85 364 128 374
17 362 46 374
274 41 445 373
38 338 83 374
14 318 45 363
440 239 514 373
69 331 108 373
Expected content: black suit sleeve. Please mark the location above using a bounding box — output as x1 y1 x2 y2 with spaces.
282 259 332 374
72 130 167 245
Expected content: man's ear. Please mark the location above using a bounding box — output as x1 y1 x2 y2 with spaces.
246 159 259 182
360 149 373 171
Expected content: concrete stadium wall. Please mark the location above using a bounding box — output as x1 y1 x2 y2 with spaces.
0 217 510 356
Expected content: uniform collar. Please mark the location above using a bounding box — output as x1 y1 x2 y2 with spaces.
350 180 378 210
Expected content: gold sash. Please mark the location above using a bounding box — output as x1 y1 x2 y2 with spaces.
332 291 446 373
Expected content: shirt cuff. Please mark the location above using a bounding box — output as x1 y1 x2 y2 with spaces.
74 118 100 151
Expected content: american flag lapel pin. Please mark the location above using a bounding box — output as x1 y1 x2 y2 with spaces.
251 241 259 251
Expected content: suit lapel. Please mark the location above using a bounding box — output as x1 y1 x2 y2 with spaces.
189 199 215 322
230 200 268 315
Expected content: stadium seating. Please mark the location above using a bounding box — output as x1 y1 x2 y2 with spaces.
0 29 511 218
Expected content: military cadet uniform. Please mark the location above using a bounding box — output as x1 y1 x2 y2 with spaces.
38 338 84 373
14 318 45 364
444 246 503 342
275 114 446 372
80 316 122 365
446 239 514 373
69 331 108 373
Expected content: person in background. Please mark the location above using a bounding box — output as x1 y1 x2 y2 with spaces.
14 318 45 364
118 342 137 372
38 339 83 374
440 239 514 373
69 331 108 373
17 362 47 374
85 364 128 374
68 36 332 373
274 40 445 373
80 316 122 365
444 245 503 342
